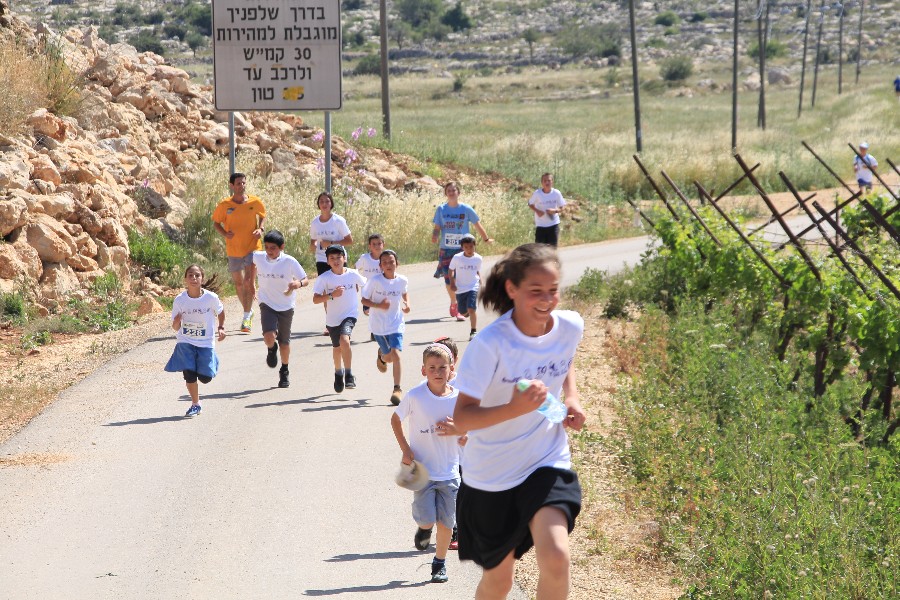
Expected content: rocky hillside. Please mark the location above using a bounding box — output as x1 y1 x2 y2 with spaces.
0 0 428 312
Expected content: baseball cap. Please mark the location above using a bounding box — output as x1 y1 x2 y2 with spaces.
460 233 477 244
324 244 345 256
859 141 869 149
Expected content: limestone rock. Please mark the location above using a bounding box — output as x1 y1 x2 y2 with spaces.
40 262 80 300
135 295 164 317
30 153 63 186
0 193 28 236
24 213 78 263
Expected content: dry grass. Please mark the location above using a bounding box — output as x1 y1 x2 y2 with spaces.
0 38 48 135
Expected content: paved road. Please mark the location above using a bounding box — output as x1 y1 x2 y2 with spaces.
0 238 650 600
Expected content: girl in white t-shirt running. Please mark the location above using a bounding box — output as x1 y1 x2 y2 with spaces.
164 264 226 417
453 243 586 600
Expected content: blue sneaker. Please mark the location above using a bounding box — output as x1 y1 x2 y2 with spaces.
185 404 201 417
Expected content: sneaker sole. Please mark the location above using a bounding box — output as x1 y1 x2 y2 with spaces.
334 381 344 393
390 393 401 406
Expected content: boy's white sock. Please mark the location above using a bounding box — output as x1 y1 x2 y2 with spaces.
244 311 252 319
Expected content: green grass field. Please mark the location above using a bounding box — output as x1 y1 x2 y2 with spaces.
303 61 900 205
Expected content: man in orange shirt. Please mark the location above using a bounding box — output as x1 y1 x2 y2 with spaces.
212 172 267 332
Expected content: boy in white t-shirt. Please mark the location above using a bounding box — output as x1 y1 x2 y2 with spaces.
853 142 878 193
252 230 309 388
356 233 385 341
312 245 367 393
448 234 482 340
361 249 410 406
391 344 466 584
528 172 567 247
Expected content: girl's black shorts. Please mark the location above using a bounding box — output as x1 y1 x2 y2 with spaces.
456 466 581 569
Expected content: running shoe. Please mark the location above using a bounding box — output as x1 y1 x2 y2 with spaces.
278 366 289 388
414 526 432 551
376 351 387 373
334 372 344 393
456 313 467 322
266 341 278 368
390 385 402 406
469 329 477 340
449 303 458 318
185 404 201 417
344 373 356 389
240 315 252 333
430 562 448 583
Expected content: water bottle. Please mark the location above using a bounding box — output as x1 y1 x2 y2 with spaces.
516 379 568 424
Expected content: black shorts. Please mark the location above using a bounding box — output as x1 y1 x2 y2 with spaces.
326 317 357 347
456 466 581 569
259 303 294 345
535 224 560 247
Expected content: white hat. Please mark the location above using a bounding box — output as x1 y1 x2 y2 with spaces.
859 141 869 149
395 460 430 491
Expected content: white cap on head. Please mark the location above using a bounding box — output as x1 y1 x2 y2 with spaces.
860 141 869 149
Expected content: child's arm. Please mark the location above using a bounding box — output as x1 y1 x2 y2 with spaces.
473 221 494 244
528 201 545 217
217 310 226 341
401 292 410 314
448 268 457 292
312 290 332 304
285 277 309 294
561 365 586 431
171 313 182 332
431 224 441 244
361 295 389 310
390 413 414 465
454 381 547 431
436 416 464 437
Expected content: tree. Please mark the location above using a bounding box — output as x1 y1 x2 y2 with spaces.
395 0 443 28
186 32 206 57
441 1 472 32
389 19 413 50
129 30 165 56
523 27 539 62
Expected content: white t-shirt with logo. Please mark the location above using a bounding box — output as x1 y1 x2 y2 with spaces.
252 251 308 312
355 252 382 280
454 309 584 492
361 273 408 336
448 252 482 294
312 268 367 326
394 381 462 482
309 214 351 263
854 154 878 185
171 289 224 349
528 188 566 228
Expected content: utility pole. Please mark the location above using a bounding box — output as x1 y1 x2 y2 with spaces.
855 0 864 84
732 0 739 150
628 0 642 152
379 0 391 140
838 1 844 94
798 0 812 117
756 0 768 129
811 0 825 108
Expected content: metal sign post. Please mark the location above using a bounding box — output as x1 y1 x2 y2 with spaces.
212 0 342 181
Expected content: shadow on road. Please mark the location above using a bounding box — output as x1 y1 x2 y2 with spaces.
245 394 331 409
325 550 423 562
302 399 373 412
304 580 430 596
104 415 187 426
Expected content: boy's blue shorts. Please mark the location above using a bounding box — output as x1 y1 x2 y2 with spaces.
412 477 460 530
374 332 403 355
455 290 478 314
164 343 219 379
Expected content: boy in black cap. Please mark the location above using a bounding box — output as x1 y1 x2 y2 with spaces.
312 245 367 392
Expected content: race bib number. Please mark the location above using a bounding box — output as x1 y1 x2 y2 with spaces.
443 233 463 248
181 321 206 339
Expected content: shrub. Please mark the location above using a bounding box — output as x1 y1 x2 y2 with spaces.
163 22 187 41
557 23 621 59
747 39 788 59
128 229 192 281
654 11 679 27
1 291 28 323
441 1 472 32
660 55 693 81
353 54 382 76
0 40 47 135
689 11 708 22
452 72 467 93
129 30 165 56
40 36 84 117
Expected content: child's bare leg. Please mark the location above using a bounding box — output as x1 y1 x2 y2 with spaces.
444 284 456 302
391 355 401 387
339 335 352 369
475 551 516 600
530 506 571 600
332 346 342 371
279 341 290 364
263 330 277 349
434 522 452 560
469 308 477 330
186 381 199 405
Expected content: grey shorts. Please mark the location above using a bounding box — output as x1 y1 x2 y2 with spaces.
227 252 254 273
326 317 357 347
259 303 294 345
412 477 459 530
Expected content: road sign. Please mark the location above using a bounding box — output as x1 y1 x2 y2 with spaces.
212 0 342 111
